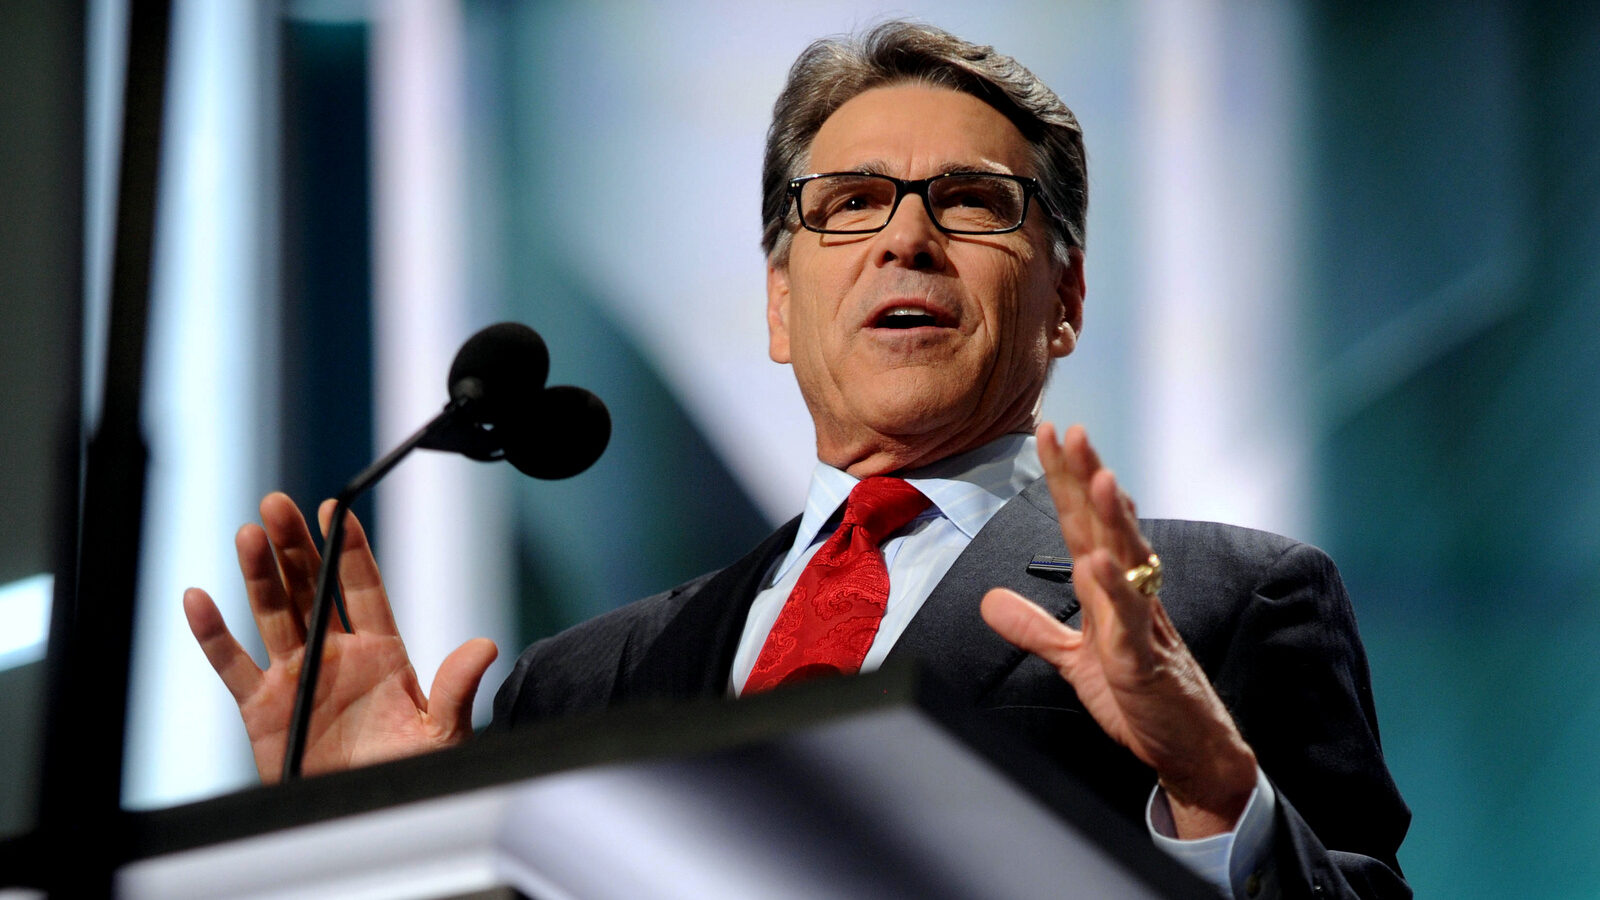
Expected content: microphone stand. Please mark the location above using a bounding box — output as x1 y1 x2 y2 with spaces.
281 395 499 781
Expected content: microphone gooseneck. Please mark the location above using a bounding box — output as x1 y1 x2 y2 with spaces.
282 322 608 782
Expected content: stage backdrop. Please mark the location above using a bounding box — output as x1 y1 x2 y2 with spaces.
27 2 1593 899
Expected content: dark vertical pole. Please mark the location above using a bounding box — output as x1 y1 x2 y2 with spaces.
279 19 376 531
0 0 86 873
36 0 172 896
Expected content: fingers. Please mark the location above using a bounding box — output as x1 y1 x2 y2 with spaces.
1036 422 1090 503
259 492 324 626
980 588 1081 665
1056 422 1104 481
428 638 499 738
1082 548 1156 650
1036 423 1098 559
1088 468 1155 570
1039 422 1106 510
317 499 400 635
1037 423 1152 571
1038 423 1104 550
183 587 264 702
236 521 307 659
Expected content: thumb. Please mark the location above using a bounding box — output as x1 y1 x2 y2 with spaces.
428 637 499 737
980 588 1081 665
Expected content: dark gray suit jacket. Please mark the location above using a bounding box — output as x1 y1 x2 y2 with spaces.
493 477 1411 898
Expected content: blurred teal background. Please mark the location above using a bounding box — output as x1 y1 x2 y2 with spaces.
1310 4 1600 891
2 1 1596 897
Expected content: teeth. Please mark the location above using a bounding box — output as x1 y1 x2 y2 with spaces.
877 306 939 329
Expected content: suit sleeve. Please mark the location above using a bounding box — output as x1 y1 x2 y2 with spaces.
1207 539 1411 899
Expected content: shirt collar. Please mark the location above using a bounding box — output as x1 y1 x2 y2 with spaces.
770 433 1043 583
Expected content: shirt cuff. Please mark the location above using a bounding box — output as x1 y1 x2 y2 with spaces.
1146 766 1277 898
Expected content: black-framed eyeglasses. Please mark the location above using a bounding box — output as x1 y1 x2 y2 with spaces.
786 171 1057 236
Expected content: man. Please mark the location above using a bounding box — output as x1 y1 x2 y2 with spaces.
184 21 1408 899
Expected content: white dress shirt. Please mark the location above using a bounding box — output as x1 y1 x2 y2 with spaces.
727 433 1275 898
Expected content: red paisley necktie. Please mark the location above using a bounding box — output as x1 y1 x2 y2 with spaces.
745 476 931 693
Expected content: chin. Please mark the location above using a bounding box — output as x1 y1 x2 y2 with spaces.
857 387 974 437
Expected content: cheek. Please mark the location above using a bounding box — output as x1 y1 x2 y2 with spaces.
785 289 840 381
791 268 857 351
985 262 1056 378
989 265 1039 346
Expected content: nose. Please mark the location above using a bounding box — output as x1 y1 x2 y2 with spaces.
873 190 947 271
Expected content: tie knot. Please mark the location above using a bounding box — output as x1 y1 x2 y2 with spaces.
841 476 931 543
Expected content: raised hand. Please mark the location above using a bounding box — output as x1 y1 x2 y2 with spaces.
183 492 498 782
980 424 1257 838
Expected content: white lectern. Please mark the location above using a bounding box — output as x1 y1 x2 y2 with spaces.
115 666 1212 899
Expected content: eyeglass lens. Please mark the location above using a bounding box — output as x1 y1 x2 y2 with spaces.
798 174 1027 233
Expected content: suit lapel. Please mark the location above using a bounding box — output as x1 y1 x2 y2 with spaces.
885 476 1080 704
624 475 1078 705
623 516 801 702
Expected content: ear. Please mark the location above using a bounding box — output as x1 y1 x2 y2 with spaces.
766 261 792 364
1048 247 1086 358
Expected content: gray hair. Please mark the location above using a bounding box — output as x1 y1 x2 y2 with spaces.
761 21 1087 265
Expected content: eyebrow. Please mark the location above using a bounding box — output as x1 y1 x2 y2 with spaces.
844 159 1016 177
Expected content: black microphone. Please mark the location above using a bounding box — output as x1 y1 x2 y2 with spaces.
418 322 548 461
448 321 548 419
502 385 611 479
416 324 609 476
282 322 607 781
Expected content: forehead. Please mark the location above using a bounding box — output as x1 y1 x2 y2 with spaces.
807 83 1034 176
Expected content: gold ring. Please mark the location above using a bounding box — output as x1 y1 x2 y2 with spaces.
1123 553 1163 596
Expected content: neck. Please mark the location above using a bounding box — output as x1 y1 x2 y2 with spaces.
826 424 1035 478
814 386 1046 478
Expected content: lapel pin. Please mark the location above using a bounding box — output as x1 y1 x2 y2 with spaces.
1026 554 1073 581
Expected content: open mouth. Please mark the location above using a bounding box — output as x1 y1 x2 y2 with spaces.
873 306 946 329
